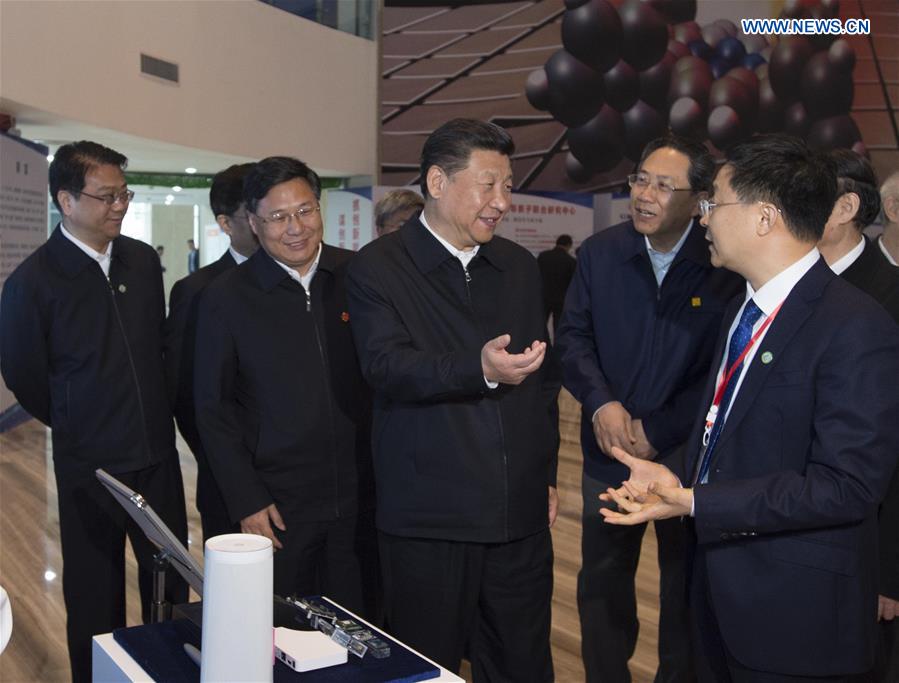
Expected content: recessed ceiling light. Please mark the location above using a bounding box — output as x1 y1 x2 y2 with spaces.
185 167 197 174
172 186 182 192
45 570 57 582
47 154 54 162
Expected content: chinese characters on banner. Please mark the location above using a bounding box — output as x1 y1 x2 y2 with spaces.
0 133 49 420
495 191 594 255
322 188 374 250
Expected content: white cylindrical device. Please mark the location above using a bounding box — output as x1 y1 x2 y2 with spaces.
200 534 273 683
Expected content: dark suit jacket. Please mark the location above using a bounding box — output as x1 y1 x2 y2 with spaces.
346 218 560 543
686 258 899 676
193 245 372 524
537 245 576 309
557 219 743 484
839 237 899 601
0 226 177 477
163 249 237 515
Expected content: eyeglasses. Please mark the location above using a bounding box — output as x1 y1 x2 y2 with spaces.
699 199 743 217
255 205 321 225
78 189 135 206
699 199 782 218
627 173 692 198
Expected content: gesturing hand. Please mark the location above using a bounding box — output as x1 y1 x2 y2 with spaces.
481 334 546 385
597 446 691 525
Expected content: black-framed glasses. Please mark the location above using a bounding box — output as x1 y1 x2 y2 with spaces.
78 189 135 206
255 205 321 225
627 173 692 198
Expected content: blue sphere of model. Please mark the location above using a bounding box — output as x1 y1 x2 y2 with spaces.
716 36 746 65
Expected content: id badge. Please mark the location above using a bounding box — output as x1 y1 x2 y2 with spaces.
702 404 718 447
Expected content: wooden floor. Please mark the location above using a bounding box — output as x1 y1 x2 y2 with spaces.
0 390 662 682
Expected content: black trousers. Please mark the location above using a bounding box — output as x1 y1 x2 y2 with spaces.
194 461 239 542
271 509 380 622
579 471 694 682
691 548 848 683
379 528 554 682
55 457 188 683
851 615 899 682
873 617 899 682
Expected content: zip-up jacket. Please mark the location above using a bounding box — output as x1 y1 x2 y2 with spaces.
193 245 373 524
556 219 743 485
0 226 177 476
346 218 560 544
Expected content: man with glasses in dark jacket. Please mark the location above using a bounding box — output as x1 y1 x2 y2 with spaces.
557 135 742 682
193 156 377 616
0 141 188 683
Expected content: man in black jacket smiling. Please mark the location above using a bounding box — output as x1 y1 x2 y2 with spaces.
347 119 559 681
194 156 376 615
0 141 188 683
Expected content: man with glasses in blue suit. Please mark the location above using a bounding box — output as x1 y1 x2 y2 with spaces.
601 135 899 682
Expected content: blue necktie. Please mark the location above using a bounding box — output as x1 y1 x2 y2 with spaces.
693 299 763 485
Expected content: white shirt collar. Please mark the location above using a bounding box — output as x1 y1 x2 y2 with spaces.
420 212 480 269
828 235 865 275
60 223 113 278
273 242 322 292
229 246 249 265
746 247 820 316
879 234 898 266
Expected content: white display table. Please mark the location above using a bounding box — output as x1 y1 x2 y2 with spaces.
92 598 463 683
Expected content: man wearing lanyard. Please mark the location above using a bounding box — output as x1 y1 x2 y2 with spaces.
598 135 899 681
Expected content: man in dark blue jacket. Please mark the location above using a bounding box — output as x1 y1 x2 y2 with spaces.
557 135 742 682
0 141 187 683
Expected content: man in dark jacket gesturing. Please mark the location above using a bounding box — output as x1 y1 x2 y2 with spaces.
347 119 560 681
